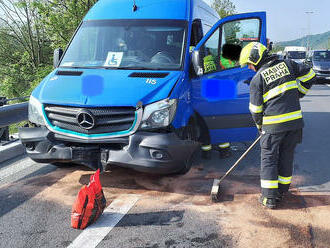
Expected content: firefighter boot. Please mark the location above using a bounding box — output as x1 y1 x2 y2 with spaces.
201 145 212 160
276 192 284 203
259 195 277 209
218 143 231 159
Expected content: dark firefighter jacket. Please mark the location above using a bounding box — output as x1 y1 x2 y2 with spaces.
249 55 316 133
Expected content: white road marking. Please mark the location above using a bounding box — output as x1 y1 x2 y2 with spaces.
67 194 140 248
326 84 330 88
0 158 35 181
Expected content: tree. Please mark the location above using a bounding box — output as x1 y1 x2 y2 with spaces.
0 0 97 98
211 0 236 18
33 0 98 49
0 0 51 97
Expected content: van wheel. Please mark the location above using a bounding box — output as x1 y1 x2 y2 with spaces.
179 117 199 142
175 118 199 175
176 151 197 175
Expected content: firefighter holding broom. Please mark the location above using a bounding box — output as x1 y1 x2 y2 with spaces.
239 42 316 209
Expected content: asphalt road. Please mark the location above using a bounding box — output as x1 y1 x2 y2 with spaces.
0 84 330 248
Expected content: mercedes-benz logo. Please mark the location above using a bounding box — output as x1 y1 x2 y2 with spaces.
76 110 95 130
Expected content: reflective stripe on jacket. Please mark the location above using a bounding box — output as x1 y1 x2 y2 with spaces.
249 57 315 133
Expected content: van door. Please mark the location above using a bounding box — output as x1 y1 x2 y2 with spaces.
191 12 266 144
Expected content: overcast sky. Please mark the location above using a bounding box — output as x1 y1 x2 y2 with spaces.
204 0 330 42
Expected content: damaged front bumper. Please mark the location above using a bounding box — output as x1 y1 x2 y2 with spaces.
19 126 198 174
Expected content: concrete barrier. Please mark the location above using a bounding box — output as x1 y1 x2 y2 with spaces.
0 140 25 164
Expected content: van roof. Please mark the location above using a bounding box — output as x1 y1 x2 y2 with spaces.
84 0 201 21
284 46 307 52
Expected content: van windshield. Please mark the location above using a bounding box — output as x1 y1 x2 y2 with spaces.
60 20 187 70
287 51 306 59
313 51 330 61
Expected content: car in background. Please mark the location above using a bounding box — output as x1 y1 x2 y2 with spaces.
283 46 307 64
305 50 330 83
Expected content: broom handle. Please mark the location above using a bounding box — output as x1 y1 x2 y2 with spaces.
218 132 264 184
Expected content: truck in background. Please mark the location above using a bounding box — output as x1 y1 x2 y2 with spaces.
283 46 307 64
19 0 267 175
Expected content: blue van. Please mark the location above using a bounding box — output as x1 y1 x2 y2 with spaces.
19 0 267 174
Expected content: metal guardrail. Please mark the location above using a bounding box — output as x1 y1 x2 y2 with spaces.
0 96 29 129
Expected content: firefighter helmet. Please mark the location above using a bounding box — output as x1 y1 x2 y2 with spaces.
239 42 267 68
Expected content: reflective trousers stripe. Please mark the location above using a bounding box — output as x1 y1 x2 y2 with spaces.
278 176 292 184
263 81 298 103
218 142 230 148
263 110 302 125
261 180 278 189
201 145 212 151
297 69 316 82
249 102 263 113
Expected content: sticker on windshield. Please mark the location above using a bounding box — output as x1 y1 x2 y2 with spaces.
104 52 123 67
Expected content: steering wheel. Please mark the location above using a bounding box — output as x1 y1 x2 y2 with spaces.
150 51 175 64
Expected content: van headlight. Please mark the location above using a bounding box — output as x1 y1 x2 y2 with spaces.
28 95 45 126
140 99 177 129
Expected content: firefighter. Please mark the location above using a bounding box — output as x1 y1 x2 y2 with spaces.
200 48 233 159
239 42 316 209
219 54 234 69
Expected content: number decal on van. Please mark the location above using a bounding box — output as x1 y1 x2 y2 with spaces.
146 78 157 85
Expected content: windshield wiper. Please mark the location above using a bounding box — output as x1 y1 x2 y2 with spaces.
60 66 106 69
103 66 157 70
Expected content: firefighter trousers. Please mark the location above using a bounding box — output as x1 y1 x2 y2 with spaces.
260 129 302 198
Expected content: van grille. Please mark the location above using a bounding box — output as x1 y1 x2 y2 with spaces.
44 104 136 135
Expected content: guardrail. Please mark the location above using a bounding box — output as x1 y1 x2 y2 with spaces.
0 96 29 162
0 96 29 129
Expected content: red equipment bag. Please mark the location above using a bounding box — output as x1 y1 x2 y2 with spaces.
71 169 106 229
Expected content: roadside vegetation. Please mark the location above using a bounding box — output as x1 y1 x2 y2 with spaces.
0 0 234 99
0 0 97 99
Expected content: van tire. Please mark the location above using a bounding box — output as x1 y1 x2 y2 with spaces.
176 149 198 175
175 116 199 175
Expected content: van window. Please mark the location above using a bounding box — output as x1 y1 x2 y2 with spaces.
201 18 260 73
60 20 187 70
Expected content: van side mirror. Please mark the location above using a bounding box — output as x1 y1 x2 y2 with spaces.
53 48 63 68
191 50 203 76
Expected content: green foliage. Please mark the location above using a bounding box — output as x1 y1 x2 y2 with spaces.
0 0 97 99
211 0 236 18
271 45 285 54
276 31 330 50
33 0 97 49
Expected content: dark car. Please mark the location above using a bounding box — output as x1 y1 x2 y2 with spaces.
305 50 330 83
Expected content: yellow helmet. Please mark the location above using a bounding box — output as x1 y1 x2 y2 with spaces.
239 42 267 68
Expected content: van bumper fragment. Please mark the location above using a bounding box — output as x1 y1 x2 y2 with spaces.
19 127 199 174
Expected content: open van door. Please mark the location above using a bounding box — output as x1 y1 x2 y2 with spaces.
191 12 266 144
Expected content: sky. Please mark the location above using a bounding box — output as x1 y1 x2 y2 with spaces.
204 0 330 42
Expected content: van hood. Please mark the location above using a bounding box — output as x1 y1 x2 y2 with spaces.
34 69 183 107
292 59 305 64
